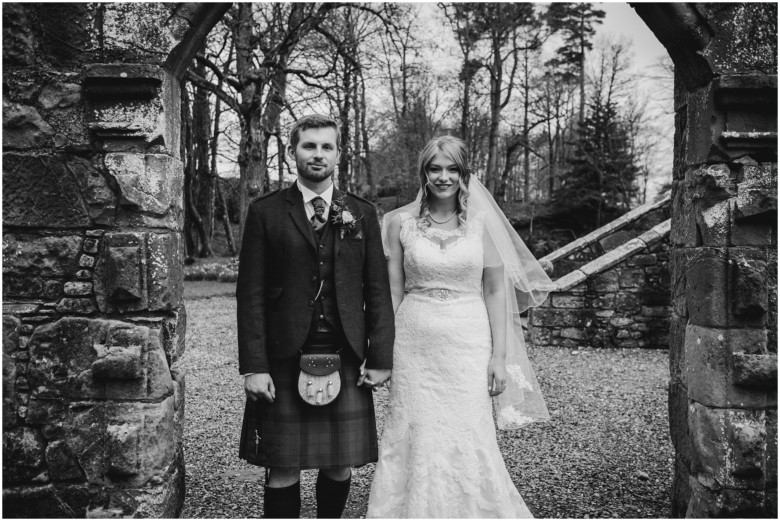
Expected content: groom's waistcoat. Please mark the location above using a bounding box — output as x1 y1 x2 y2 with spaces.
309 220 340 335
236 183 394 375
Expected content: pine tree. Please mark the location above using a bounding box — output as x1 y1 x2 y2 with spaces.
555 97 640 228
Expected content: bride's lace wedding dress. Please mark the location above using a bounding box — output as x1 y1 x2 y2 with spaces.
367 212 533 518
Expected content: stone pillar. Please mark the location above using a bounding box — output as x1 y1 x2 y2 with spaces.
2 4 200 517
663 5 777 517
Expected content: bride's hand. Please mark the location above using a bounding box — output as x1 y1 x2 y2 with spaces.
487 358 507 396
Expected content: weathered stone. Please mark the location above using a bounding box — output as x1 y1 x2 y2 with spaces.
45 440 84 481
532 308 591 328
626 253 657 267
616 329 631 339
102 154 183 230
686 475 766 517
591 294 615 309
2 4 37 67
614 292 641 314
560 327 584 340
551 294 584 309
55 298 97 315
767 410 777 487
3 427 45 484
79 254 96 268
83 237 99 254
161 307 186 365
39 83 81 110
2 154 97 227
599 229 636 252
696 199 732 246
1 483 97 518
732 353 777 387
2 101 54 149
590 270 619 292
3 234 81 300
642 306 669 317
75 269 92 280
731 250 768 325
609 317 632 327
671 182 699 247
685 324 775 408
3 316 20 428
144 332 174 401
93 231 182 313
728 420 766 478
735 163 777 221
594 310 614 318
686 247 728 327
669 313 688 385
27 317 170 401
618 267 645 288
63 281 92 296
92 345 143 380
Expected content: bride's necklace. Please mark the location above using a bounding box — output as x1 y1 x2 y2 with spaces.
428 210 457 224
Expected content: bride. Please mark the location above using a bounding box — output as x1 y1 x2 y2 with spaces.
366 136 556 518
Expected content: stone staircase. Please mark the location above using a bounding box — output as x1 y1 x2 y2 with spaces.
529 194 672 349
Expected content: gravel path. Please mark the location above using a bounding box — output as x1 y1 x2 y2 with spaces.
180 282 673 519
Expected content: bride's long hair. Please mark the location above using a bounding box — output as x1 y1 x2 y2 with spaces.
417 136 470 228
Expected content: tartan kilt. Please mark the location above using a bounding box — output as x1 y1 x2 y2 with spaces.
239 347 378 470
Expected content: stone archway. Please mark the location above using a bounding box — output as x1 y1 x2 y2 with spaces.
632 4 777 517
2 3 775 517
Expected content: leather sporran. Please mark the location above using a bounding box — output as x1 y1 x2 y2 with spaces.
298 353 342 406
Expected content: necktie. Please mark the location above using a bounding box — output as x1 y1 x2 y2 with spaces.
311 197 327 232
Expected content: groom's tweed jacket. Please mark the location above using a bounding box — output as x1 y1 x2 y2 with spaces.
236 183 394 374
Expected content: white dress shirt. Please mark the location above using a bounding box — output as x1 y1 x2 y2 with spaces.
297 180 334 221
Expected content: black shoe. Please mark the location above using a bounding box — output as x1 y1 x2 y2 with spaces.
316 470 352 519
263 481 301 519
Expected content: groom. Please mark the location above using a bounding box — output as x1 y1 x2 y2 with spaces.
236 114 394 518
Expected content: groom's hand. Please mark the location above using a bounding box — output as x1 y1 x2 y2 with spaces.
360 368 391 390
245 373 276 403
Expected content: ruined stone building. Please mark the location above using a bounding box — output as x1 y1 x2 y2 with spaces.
2 3 776 517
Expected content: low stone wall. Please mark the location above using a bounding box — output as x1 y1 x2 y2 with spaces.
530 202 671 350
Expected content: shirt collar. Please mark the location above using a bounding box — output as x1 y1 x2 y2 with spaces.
297 179 334 206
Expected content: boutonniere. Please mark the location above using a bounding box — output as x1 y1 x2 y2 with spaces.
331 195 360 239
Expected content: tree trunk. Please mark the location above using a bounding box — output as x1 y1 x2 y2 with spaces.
358 72 375 200
485 36 502 194
192 56 214 257
216 179 237 255
182 86 213 258
338 60 352 190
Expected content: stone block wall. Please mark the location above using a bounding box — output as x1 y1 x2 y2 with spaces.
1 4 204 517
633 3 777 517
531 204 671 350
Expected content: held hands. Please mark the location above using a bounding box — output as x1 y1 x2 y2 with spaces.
357 359 391 391
245 373 276 403
487 357 507 396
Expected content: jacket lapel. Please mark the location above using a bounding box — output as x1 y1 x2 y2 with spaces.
286 183 317 252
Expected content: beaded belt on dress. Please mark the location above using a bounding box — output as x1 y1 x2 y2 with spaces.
406 288 477 301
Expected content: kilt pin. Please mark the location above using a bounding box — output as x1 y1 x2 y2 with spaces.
236 183 395 471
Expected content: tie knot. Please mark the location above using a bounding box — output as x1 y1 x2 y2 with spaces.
311 197 327 226
312 197 326 216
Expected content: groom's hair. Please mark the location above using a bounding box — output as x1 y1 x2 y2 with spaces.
289 114 341 150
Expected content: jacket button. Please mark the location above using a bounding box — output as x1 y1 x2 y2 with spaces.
319 314 324 320
319 244 324 249
319 261 324 266
307 301 314 307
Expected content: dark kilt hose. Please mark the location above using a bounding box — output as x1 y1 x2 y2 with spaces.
236 184 394 471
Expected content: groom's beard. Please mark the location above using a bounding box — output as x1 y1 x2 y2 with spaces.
297 161 336 183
